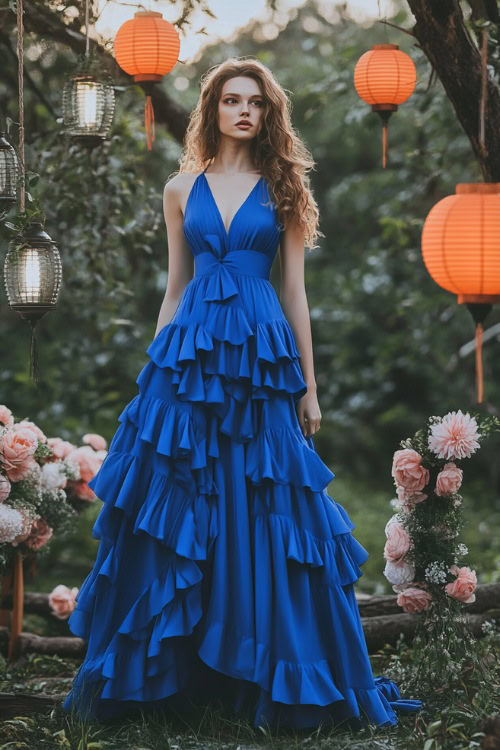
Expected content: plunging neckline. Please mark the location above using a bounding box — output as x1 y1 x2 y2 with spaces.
202 171 263 240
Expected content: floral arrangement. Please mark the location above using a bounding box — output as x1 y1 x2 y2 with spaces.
48 583 79 620
383 409 500 613
0 403 107 572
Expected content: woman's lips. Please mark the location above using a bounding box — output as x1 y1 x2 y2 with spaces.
236 123 252 129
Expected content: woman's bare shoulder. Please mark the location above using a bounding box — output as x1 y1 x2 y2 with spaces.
164 172 203 216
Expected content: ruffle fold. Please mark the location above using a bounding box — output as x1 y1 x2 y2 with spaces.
143 316 308 409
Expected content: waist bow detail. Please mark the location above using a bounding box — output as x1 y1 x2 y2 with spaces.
195 234 273 303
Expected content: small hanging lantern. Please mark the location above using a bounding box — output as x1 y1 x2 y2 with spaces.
421 183 500 404
61 0 115 148
62 65 115 148
0 132 20 209
3 221 63 385
354 43 417 168
114 11 180 151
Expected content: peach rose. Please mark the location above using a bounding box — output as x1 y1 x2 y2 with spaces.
392 449 429 493
7 456 39 483
0 405 14 427
445 564 477 604
47 437 77 460
0 474 11 502
71 480 97 502
65 446 101 483
397 587 433 613
24 516 53 551
13 420 47 444
0 429 38 477
384 522 411 563
435 462 463 497
82 433 107 452
48 584 79 620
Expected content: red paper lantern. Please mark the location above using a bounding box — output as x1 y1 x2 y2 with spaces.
421 183 500 403
114 11 180 150
354 43 417 168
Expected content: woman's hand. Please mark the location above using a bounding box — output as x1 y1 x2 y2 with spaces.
296 386 321 438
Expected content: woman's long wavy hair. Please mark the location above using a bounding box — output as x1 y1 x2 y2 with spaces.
172 57 323 252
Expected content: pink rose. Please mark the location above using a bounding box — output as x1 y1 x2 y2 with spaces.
445 565 477 604
0 405 14 427
13 420 47 443
392 449 429 493
397 587 433 613
65 446 101 483
396 485 428 511
0 474 11 502
82 433 107 452
24 516 53 551
47 437 77 460
435 462 463 496
384 522 411 563
48 584 79 620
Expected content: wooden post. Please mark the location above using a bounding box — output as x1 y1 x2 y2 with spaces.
0 569 13 628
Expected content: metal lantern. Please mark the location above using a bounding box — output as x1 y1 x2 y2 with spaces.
62 71 115 148
3 221 63 383
0 132 20 208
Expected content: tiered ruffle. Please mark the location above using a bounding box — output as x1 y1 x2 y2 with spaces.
63 304 423 729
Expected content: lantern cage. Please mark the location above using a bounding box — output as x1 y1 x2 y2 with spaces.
62 53 116 148
0 131 20 209
3 221 62 321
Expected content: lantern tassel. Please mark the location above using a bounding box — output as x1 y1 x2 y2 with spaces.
29 319 40 386
145 94 155 151
475 322 483 404
382 123 388 169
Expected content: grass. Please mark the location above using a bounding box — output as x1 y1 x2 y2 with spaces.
0 627 499 750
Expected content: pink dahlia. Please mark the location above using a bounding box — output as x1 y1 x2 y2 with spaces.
428 410 480 460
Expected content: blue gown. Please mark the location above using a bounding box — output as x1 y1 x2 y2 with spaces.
62 167 423 730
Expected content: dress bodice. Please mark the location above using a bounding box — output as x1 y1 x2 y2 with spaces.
183 168 282 268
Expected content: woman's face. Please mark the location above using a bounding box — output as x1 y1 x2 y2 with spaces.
217 76 264 142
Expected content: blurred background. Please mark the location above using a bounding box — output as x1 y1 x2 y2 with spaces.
1 0 499 601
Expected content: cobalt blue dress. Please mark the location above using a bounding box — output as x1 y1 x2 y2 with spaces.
62 167 423 730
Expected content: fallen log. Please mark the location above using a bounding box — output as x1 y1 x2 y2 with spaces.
0 691 64 719
1 583 499 619
0 627 86 658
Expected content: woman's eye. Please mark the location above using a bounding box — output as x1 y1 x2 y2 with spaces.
224 98 263 106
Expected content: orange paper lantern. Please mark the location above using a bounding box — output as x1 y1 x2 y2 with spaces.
354 43 416 168
114 11 180 150
421 183 500 403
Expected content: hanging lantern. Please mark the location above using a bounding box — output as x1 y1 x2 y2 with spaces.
354 43 417 168
0 132 20 208
62 57 115 148
3 221 63 384
114 11 180 151
421 183 500 404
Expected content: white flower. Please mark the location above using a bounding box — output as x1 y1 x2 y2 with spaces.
384 559 415 585
41 462 68 491
0 504 24 543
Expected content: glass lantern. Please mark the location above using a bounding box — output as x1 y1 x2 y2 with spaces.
0 132 20 209
62 52 115 148
3 221 62 321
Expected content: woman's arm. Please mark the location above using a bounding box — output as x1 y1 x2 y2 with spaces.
278 219 321 437
154 177 194 339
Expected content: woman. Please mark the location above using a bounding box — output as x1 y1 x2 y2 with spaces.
62 57 423 732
